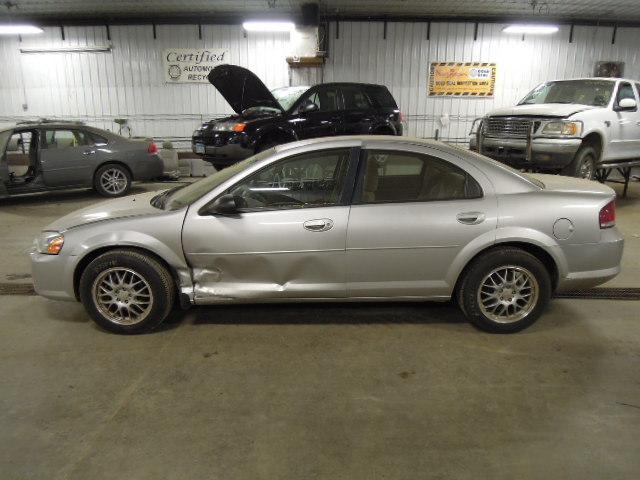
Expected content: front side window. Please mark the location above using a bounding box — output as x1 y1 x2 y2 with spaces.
616 82 636 104
519 80 615 107
356 150 482 204
227 148 352 211
43 129 89 149
302 87 340 113
341 86 373 110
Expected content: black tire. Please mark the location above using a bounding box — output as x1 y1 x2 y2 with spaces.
94 163 132 197
561 145 597 180
79 249 175 334
456 247 551 333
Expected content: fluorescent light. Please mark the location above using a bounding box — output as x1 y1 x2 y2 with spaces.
20 45 112 53
503 24 559 34
0 24 43 35
243 21 295 32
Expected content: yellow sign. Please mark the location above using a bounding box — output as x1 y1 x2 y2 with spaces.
428 62 496 96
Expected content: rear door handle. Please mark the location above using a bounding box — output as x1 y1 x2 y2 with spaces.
457 212 485 225
83 149 96 155
303 218 334 232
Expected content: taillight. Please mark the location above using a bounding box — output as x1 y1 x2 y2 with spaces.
599 200 616 229
399 111 405 123
148 142 158 154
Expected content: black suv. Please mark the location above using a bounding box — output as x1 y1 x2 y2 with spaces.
192 64 403 168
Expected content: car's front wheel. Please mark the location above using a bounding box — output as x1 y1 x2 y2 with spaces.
94 163 132 197
79 249 175 334
457 247 551 333
561 145 597 180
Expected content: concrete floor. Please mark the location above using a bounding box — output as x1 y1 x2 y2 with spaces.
1 179 640 479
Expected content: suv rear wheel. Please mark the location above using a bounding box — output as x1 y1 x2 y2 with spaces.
457 247 551 333
79 250 175 334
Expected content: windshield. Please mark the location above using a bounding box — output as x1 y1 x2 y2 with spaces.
271 86 309 111
162 149 275 210
519 80 615 107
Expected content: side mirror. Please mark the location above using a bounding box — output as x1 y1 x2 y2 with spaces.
616 98 637 111
299 100 319 113
202 194 242 215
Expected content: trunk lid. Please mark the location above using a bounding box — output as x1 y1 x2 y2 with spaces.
530 173 615 197
207 64 283 114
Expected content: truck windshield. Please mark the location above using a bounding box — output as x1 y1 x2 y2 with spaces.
519 80 615 107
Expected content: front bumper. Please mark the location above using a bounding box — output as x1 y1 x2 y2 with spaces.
555 227 625 292
192 132 254 166
30 250 78 301
472 136 581 169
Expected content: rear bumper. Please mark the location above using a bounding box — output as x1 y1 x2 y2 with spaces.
555 228 624 292
131 155 164 180
472 136 581 169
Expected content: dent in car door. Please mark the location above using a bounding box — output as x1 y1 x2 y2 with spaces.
181 148 358 302
40 129 95 186
346 148 497 298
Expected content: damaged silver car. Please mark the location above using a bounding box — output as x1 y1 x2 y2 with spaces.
30 136 623 334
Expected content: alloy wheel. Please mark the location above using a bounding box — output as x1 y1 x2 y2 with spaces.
100 168 128 195
92 268 153 325
477 265 539 324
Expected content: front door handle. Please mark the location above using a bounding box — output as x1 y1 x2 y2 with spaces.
83 149 96 155
457 212 485 225
303 218 334 232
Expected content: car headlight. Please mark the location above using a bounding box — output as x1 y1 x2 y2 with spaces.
541 121 582 137
36 232 64 255
214 122 246 132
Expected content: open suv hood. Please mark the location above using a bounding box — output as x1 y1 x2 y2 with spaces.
208 64 283 115
487 103 597 118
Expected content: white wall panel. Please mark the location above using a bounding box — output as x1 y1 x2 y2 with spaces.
1 21 640 148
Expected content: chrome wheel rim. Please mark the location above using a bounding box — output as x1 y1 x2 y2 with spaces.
100 168 128 194
92 268 153 325
579 156 594 179
477 266 539 324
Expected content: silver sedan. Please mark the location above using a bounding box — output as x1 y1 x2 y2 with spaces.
30 136 624 334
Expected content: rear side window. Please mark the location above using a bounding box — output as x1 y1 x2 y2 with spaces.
365 86 398 109
88 131 109 145
356 150 482 204
43 129 90 149
341 86 373 110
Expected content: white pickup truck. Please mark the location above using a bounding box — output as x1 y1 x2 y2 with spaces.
471 78 640 179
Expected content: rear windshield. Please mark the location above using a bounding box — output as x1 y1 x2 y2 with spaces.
365 86 398 109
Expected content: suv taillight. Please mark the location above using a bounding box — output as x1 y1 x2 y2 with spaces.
599 200 616 229
148 142 158 154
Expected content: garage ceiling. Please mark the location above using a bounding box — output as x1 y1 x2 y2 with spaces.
1 0 639 25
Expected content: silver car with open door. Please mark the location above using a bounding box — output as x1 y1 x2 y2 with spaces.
30 136 623 334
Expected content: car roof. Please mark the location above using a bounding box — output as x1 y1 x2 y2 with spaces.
546 77 638 83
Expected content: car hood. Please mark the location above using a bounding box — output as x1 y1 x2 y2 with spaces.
208 64 283 114
45 191 165 232
487 103 598 118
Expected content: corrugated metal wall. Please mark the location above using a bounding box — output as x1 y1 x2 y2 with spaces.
1 21 639 147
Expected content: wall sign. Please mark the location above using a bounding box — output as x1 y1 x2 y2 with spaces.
163 49 228 83
428 62 496 97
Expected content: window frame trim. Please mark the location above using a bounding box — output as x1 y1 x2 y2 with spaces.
202 146 361 216
352 148 484 206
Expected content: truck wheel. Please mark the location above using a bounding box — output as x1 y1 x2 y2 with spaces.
94 164 132 197
79 249 175 334
561 145 597 180
456 247 551 333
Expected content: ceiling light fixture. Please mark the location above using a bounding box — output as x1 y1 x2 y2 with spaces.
0 24 44 35
242 21 295 32
503 24 559 34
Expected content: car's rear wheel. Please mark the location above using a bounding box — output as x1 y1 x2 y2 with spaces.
457 247 551 333
79 250 175 334
561 145 597 180
94 163 132 197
